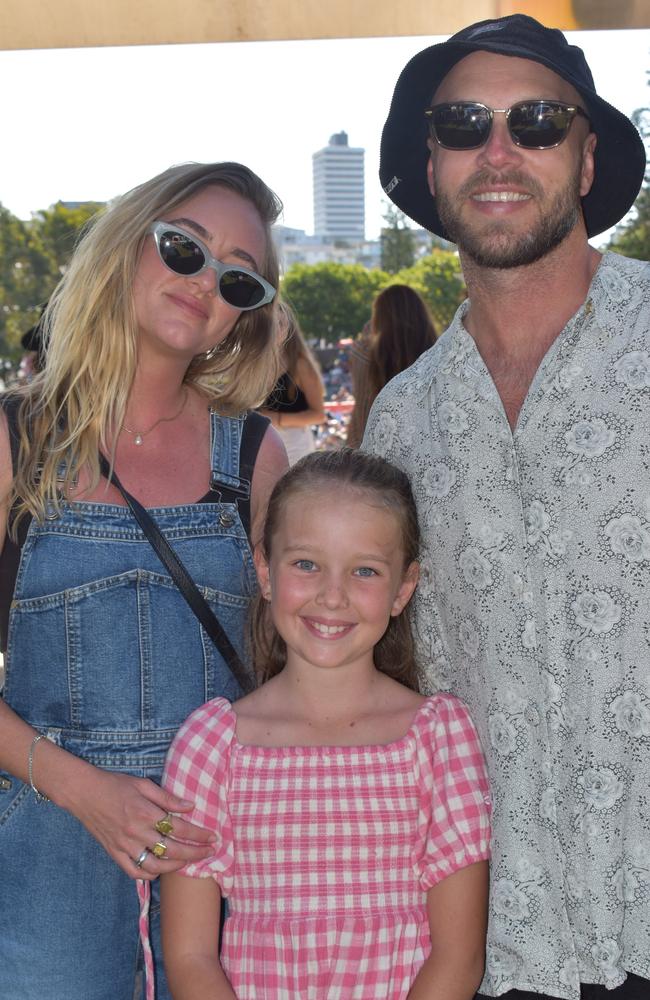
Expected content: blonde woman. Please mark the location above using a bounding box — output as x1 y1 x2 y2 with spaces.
0 162 287 1000
259 300 326 464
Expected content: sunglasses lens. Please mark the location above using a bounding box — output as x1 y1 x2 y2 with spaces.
432 104 490 149
158 230 205 275
219 270 267 309
509 102 574 148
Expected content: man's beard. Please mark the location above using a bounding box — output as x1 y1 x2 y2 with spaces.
435 165 583 269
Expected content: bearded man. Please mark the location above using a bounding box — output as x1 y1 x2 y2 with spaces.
363 14 649 1000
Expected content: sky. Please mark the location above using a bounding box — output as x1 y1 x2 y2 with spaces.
1 28 649 240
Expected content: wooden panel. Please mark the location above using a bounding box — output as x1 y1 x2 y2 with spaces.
0 0 647 51
0 1 489 49
498 0 650 30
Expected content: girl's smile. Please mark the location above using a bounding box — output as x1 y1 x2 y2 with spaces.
303 617 355 637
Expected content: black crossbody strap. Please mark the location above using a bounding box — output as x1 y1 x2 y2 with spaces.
235 411 269 540
99 454 253 693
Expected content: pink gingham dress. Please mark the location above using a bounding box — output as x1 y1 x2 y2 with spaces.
163 693 491 999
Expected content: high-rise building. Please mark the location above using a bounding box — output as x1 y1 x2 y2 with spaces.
312 131 365 241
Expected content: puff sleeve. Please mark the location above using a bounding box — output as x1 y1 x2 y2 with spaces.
412 693 491 890
162 696 236 892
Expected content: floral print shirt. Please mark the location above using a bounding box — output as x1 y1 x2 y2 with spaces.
363 251 650 999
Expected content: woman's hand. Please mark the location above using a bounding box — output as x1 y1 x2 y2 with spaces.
0 706 216 882
62 764 215 881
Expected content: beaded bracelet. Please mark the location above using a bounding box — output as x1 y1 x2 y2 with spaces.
28 733 51 803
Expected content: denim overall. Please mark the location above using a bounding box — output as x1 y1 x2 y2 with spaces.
0 412 257 1000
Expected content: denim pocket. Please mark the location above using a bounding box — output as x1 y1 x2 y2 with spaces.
0 771 30 828
7 568 249 732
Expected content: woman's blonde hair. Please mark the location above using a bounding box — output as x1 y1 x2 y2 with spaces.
7 162 283 528
249 448 421 691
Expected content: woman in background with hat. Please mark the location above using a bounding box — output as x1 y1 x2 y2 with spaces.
0 161 287 1000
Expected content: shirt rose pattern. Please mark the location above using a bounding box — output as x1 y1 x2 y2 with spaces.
363 251 650 999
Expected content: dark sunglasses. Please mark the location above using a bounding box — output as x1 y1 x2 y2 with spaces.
425 100 590 151
149 222 276 311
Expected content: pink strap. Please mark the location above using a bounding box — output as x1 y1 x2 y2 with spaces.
136 879 155 1000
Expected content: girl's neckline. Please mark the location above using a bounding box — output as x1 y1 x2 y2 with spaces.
229 695 432 753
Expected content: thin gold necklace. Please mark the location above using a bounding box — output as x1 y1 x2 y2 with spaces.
123 388 188 446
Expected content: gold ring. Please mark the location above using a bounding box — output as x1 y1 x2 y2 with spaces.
152 840 168 859
154 812 174 837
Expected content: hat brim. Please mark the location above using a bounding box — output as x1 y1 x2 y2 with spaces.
380 39 646 240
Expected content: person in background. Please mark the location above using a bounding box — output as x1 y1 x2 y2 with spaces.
0 160 287 1000
364 13 649 1000
346 284 437 447
258 300 326 464
18 306 47 381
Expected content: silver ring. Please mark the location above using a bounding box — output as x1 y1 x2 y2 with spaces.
134 848 149 869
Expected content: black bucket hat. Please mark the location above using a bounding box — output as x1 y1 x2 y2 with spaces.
380 14 646 239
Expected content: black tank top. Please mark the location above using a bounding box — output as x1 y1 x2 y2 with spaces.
263 372 309 414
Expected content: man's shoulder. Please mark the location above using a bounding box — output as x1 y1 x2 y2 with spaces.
597 249 650 288
602 249 650 272
590 251 650 329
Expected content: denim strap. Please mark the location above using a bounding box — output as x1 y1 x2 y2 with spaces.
209 411 250 496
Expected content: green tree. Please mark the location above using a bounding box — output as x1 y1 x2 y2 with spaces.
607 106 650 261
395 250 465 330
609 192 650 260
0 201 103 358
0 206 52 355
282 262 388 342
34 201 103 273
380 203 416 274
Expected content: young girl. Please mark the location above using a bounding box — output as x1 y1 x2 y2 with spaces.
160 449 491 1000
